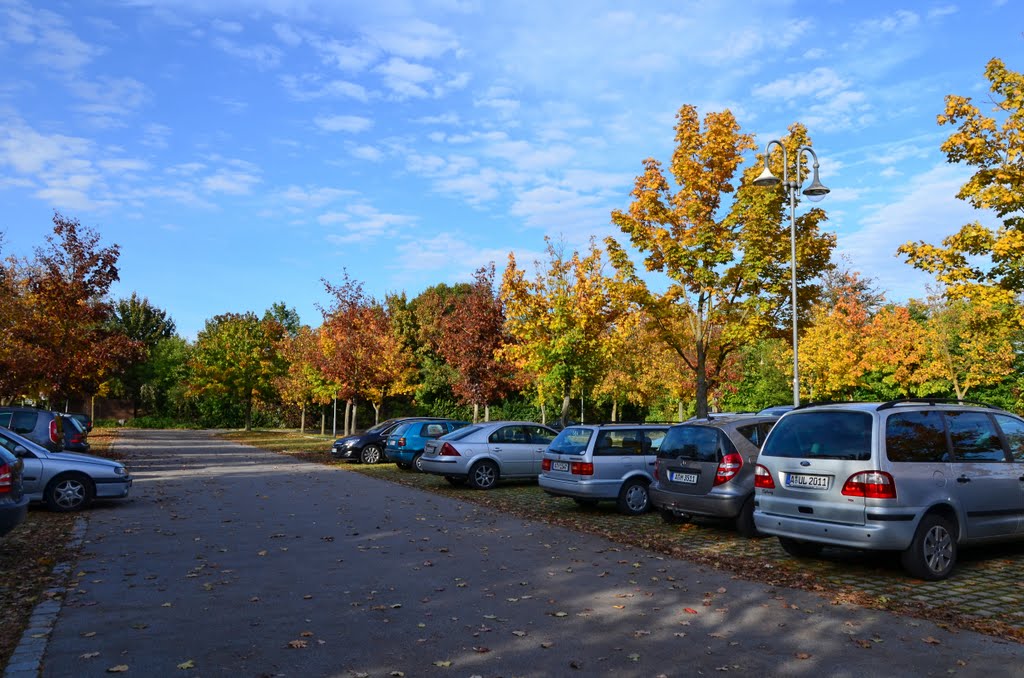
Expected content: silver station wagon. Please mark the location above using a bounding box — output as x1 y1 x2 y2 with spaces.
754 399 1024 580
539 423 670 515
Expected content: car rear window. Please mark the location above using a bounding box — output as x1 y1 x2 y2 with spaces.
443 425 482 441
549 427 593 455
658 425 721 462
759 411 872 460
10 411 36 435
885 411 949 462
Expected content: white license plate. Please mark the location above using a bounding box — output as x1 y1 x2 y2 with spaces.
551 461 570 472
785 473 830 490
669 471 699 484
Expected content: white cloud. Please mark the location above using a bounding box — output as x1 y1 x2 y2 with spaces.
278 185 351 209
203 170 260 195
3 2 102 73
374 57 436 98
211 19 243 33
413 112 461 125
273 22 302 47
307 35 378 72
351 145 383 162
314 115 373 133
364 19 459 59
753 67 850 100
322 203 417 243
212 36 282 68
98 158 149 174
281 74 369 102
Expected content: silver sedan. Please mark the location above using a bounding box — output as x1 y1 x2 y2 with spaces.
420 421 557 490
0 426 132 511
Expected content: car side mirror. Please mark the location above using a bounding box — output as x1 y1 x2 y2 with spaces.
14 445 28 457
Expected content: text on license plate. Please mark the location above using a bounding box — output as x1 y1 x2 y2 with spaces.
785 473 830 489
551 461 570 472
669 471 699 484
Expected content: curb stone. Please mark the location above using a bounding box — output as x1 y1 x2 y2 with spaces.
3 516 87 678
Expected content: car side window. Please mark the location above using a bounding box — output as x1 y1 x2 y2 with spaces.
594 429 647 456
527 426 556 444
0 412 11 428
11 411 35 434
489 426 525 444
994 414 1024 462
644 430 666 452
946 411 1007 462
736 424 761 447
886 411 949 463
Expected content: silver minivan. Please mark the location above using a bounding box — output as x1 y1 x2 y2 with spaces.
754 400 1024 580
539 424 669 515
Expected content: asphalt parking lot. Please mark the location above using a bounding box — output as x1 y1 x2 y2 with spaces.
8 429 1024 677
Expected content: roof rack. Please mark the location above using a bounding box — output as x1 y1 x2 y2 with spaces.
793 400 844 410
591 420 678 426
876 397 1005 412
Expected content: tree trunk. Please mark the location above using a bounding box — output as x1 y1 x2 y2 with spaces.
678 400 684 423
560 395 572 427
320 407 325 435
244 394 253 431
372 402 381 426
485 404 490 422
473 403 479 424
343 399 351 436
611 400 617 423
694 342 708 419
300 404 305 433
541 404 546 425
352 401 358 434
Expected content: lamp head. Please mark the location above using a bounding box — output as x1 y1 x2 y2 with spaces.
802 166 829 203
752 166 780 187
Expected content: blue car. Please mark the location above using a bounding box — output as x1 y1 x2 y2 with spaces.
385 419 469 472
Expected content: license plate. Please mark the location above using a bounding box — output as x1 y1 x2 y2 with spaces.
785 473 830 490
669 471 699 484
551 461 569 472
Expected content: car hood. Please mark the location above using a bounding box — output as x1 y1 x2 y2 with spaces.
332 435 363 446
51 451 125 468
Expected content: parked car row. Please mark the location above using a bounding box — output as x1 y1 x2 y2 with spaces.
0 407 132 536
337 399 1024 580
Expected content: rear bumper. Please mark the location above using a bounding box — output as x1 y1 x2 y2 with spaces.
649 483 746 519
538 474 619 500
753 509 917 550
385 449 414 464
420 458 464 475
0 496 29 538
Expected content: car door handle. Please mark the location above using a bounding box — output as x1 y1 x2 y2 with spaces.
492 446 502 452
957 476 971 484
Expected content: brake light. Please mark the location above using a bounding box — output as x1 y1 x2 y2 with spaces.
653 459 660 481
754 464 775 489
541 458 551 472
49 420 59 444
571 462 594 476
841 471 897 499
0 463 10 493
439 443 460 457
714 452 743 486
397 437 406 448
71 434 83 444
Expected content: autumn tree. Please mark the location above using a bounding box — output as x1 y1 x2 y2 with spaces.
436 264 513 422
188 311 286 430
859 304 931 400
500 237 620 424
592 309 666 421
276 325 335 432
798 273 871 401
898 58 1024 314
608 106 836 418
25 213 140 403
107 293 176 417
0 236 41 401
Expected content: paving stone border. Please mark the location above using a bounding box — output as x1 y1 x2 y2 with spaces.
3 516 87 678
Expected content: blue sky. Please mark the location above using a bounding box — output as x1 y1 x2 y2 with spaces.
0 0 1017 338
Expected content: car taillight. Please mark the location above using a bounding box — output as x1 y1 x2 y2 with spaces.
571 462 594 476
397 437 406 448
439 443 460 457
841 471 897 499
541 458 551 472
71 434 83 444
714 452 743 486
653 459 660 481
49 420 59 444
0 463 11 493
754 464 775 489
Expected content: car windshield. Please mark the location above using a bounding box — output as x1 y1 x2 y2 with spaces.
442 425 482 441
64 417 85 433
548 427 593 455
759 411 872 460
366 419 397 434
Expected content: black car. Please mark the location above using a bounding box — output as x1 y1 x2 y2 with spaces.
61 415 91 452
0 406 65 453
66 412 93 432
0 445 29 538
331 417 447 464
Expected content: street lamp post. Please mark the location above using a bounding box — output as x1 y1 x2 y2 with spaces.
752 142 829 407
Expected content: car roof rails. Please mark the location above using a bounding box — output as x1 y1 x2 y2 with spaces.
792 400 846 410
876 397 1006 412
592 421 677 426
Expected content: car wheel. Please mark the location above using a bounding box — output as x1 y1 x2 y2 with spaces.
660 509 689 525
468 460 499 490
445 476 466 486
901 514 957 581
573 498 599 507
777 536 824 559
616 479 650 515
734 496 761 538
412 453 425 473
45 474 94 512
360 445 383 464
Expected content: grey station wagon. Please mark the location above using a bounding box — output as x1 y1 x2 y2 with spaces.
754 399 1024 580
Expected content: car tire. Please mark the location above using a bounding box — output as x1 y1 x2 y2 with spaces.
616 478 650 515
360 445 383 465
659 509 689 525
901 514 957 581
777 536 824 559
45 473 94 512
735 496 761 538
444 476 466 486
468 460 499 490
412 453 425 473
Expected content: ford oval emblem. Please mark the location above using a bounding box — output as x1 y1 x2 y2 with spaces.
800 460 810 467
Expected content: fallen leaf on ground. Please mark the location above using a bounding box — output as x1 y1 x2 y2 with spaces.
923 636 941 645
106 666 129 673
177 659 195 669
684 608 698 614
433 660 452 667
795 652 811 660
288 639 308 649
80 652 100 659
